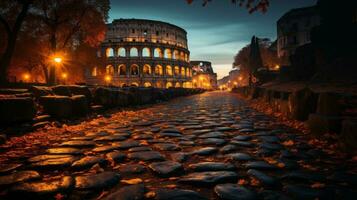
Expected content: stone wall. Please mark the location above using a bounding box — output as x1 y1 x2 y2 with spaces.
0 85 204 128
232 85 357 151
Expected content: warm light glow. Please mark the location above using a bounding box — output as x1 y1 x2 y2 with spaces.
234 82 238 85
239 76 243 81
61 73 68 79
228 80 231 83
275 64 280 70
193 79 197 83
23 73 30 80
54 57 62 63
105 75 112 82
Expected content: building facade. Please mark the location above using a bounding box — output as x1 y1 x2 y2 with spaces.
85 19 192 88
277 6 320 64
190 61 217 90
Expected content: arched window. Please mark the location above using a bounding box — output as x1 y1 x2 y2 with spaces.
130 65 139 75
92 67 97 76
181 67 186 77
106 65 114 75
173 50 179 60
164 49 172 59
166 82 173 88
118 65 126 76
118 47 126 57
142 47 150 57
175 82 181 88
144 82 152 87
155 65 163 76
154 48 162 58
131 82 139 87
130 47 138 57
180 52 185 61
174 66 180 76
185 53 188 61
106 48 114 57
143 64 151 75
186 68 190 77
166 65 173 76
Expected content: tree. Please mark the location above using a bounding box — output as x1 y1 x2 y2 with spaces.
186 0 270 13
233 37 280 86
0 0 33 84
30 0 109 85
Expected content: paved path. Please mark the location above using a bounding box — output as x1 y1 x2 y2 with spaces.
0 92 356 200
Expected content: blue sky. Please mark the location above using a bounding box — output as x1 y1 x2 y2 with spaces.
109 0 316 79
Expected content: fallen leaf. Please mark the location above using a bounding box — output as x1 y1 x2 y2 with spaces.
121 178 143 185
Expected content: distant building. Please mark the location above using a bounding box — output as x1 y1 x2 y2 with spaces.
277 6 320 64
190 61 217 89
85 19 192 88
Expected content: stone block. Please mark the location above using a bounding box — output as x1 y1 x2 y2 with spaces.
288 88 318 121
0 89 29 95
93 87 114 107
307 113 342 136
71 95 89 116
30 86 54 99
39 96 72 118
67 85 92 104
0 97 36 124
51 85 72 97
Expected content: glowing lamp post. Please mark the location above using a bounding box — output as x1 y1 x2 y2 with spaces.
49 54 63 85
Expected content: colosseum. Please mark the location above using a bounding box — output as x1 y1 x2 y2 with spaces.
85 19 193 88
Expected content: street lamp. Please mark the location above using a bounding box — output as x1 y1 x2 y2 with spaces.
54 57 62 64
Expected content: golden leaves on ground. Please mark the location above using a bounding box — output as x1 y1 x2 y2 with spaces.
282 140 294 146
263 157 285 168
145 191 156 198
121 178 143 185
238 179 248 185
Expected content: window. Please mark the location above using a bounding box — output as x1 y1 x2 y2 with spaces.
142 47 150 57
132 29 135 33
92 67 97 76
130 47 138 57
155 65 163 76
118 65 126 75
106 65 114 75
143 64 151 75
106 48 114 57
156 31 159 36
144 30 148 35
166 33 169 37
118 47 126 57
164 49 172 59
130 65 139 75
166 65 173 76
154 48 162 58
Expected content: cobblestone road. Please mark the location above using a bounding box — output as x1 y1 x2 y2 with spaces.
0 92 356 200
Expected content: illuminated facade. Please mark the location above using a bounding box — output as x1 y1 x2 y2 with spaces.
190 61 217 90
86 19 192 88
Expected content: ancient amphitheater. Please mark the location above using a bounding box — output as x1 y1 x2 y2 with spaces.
86 19 192 88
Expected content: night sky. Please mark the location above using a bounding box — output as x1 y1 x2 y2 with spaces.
109 0 316 79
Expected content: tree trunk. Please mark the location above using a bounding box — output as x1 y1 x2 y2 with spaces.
0 2 31 84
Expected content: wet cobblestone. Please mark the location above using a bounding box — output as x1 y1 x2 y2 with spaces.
0 92 356 199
